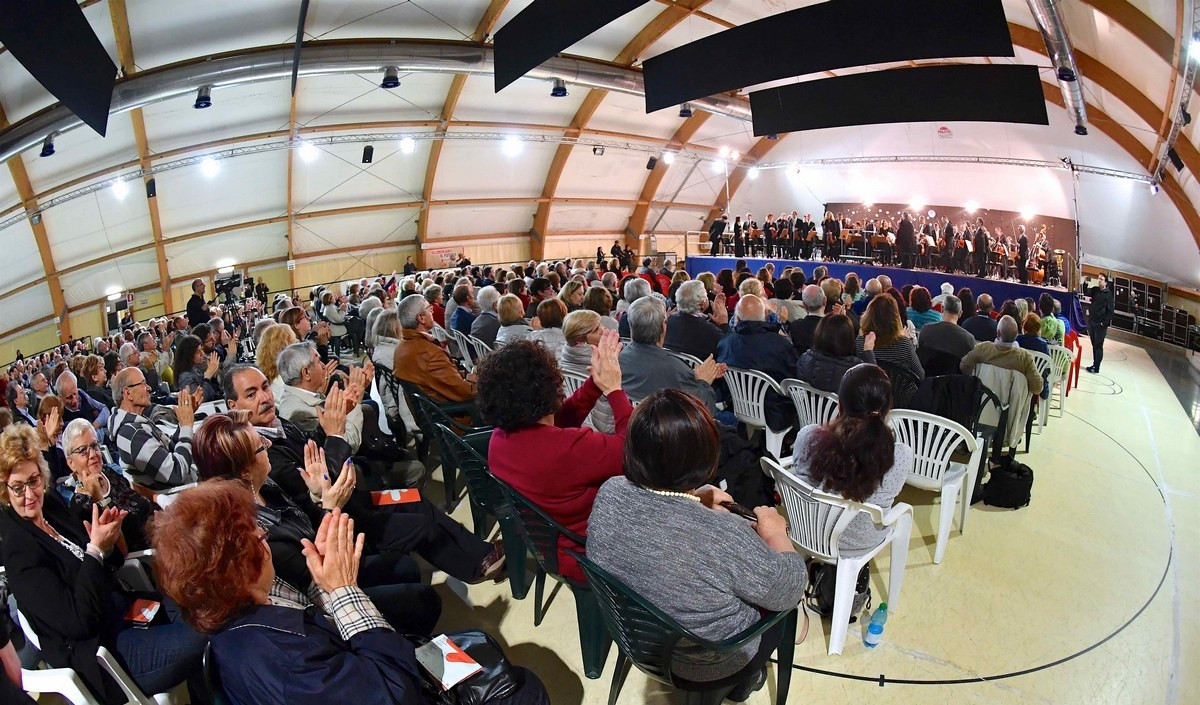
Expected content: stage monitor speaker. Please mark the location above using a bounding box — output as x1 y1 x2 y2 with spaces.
642 0 1012 113
1168 147 1185 171
494 0 649 92
750 65 1048 135
0 0 116 136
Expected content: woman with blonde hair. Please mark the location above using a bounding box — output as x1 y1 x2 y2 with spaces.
557 280 586 313
557 310 614 432
255 323 298 401
495 293 535 346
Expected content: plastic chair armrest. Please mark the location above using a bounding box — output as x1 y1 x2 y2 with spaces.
703 606 798 651
879 502 913 527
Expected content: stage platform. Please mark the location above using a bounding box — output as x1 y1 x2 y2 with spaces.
684 255 1085 329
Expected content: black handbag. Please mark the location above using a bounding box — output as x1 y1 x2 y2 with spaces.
415 630 521 705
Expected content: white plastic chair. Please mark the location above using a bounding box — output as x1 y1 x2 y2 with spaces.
723 367 791 461
466 334 493 363
761 457 913 655
17 610 182 705
1047 345 1072 417
781 378 839 430
431 323 449 344
666 350 703 369
888 409 982 565
448 328 474 372
560 369 587 398
1026 350 1053 435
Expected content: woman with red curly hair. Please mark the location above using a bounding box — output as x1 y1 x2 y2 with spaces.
154 480 550 705
191 411 441 636
0 424 205 705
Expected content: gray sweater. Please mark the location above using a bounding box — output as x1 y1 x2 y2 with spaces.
587 477 807 681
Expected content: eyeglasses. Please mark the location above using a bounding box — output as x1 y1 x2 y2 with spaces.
69 442 102 458
256 527 269 544
7 473 43 498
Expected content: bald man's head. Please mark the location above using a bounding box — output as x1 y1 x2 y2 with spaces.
864 278 882 296
977 293 994 313
735 294 766 322
997 315 1019 343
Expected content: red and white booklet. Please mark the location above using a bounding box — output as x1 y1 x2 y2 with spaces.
123 599 161 625
371 488 421 505
414 634 482 690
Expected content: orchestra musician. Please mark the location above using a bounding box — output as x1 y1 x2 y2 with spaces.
878 218 895 265
745 213 759 257
1016 224 1030 284
821 211 838 262
799 213 815 259
972 217 989 277
896 212 916 269
788 211 800 259
732 215 745 258
763 213 776 258
707 214 728 256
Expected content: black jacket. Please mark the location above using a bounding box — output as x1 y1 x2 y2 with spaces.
186 294 209 329
0 493 129 704
795 348 877 393
788 315 823 356
1089 286 1114 327
664 312 727 360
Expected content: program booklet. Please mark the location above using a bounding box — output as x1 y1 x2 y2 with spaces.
414 634 482 690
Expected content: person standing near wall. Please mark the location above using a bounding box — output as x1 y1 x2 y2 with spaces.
1086 273 1114 374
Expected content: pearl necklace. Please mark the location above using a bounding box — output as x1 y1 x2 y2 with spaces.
642 487 701 503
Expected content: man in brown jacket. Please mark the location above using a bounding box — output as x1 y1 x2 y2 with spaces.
959 315 1044 396
393 294 476 402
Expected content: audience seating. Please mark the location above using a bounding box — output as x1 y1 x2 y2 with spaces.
404 384 482 507
1063 328 1083 395
1026 350 1054 438
494 477 612 680
973 363 1033 455
666 350 703 369
875 359 921 408
577 552 798 705
199 643 230 705
888 410 982 564
560 369 587 398
760 457 912 655
433 423 532 601
723 367 791 461
17 610 184 705
781 378 839 430
466 334 493 363
1047 345 1072 417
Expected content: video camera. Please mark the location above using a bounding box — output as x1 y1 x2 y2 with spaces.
214 273 254 304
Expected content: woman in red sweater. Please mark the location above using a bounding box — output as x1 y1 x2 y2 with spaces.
475 332 629 583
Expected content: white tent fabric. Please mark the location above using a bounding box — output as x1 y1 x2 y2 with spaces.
0 0 1197 343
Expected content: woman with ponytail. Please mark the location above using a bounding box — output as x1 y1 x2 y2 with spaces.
790 364 913 551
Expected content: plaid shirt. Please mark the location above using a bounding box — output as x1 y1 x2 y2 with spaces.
267 578 391 641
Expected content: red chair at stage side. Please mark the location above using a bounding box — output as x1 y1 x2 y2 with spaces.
1064 328 1082 396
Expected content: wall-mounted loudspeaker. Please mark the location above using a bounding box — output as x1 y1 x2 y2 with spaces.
146 178 156 198
646 156 657 170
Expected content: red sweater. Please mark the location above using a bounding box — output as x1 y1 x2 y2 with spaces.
488 377 631 583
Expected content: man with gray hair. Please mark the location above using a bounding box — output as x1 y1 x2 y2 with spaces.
917 294 977 364
108 366 199 489
619 297 726 411
960 315 1043 395
788 284 830 355
963 293 998 342
394 294 476 402
617 277 653 337
852 277 881 316
276 341 372 454
470 285 502 347
56 370 110 442
664 280 729 360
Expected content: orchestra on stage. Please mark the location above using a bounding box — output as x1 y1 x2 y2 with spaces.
706 209 1067 287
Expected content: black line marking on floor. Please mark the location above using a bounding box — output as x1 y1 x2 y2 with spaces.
771 410 1171 686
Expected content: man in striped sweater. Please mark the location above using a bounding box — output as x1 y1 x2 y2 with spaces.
107 367 200 490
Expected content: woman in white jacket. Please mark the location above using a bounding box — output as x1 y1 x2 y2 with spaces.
320 291 349 338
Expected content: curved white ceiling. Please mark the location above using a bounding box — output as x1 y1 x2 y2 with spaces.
0 0 1198 341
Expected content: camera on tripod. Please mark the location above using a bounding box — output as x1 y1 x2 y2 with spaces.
214 273 251 304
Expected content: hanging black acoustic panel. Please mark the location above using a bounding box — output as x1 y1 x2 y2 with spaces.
494 0 649 92
749 64 1049 135
0 0 116 136
642 0 1013 113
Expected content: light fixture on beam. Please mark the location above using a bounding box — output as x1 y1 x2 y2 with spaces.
399 137 416 154
550 78 568 98
112 178 129 200
747 167 760 180
502 135 523 157
298 141 319 163
381 67 401 89
39 132 56 158
592 146 604 156
679 103 693 118
217 265 235 275
200 156 220 177
194 85 212 109
662 151 676 165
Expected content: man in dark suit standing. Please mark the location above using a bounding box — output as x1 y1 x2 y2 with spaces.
972 217 989 277
1016 225 1030 283
610 240 623 268
798 213 813 259
896 213 916 269
707 214 728 256
1086 273 1114 373
186 278 211 328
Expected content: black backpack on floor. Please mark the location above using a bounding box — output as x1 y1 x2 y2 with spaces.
805 563 871 623
984 459 1033 508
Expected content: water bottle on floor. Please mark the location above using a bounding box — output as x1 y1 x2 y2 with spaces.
863 602 888 648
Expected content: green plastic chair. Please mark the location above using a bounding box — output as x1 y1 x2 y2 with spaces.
576 553 798 705
200 642 230 705
494 476 612 680
399 380 481 508
432 423 532 601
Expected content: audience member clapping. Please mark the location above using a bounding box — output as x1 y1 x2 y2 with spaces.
797 314 877 393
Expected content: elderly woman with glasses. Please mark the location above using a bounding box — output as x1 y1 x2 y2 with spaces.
0 424 206 705
62 418 158 552
153 481 549 705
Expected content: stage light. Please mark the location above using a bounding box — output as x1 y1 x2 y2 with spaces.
679 103 693 118
106 292 123 302
217 265 235 275
112 178 129 200
200 157 220 177
747 167 760 180
1020 207 1035 221
592 146 604 156
298 141 319 163
709 159 725 174
1190 37 1200 61
39 133 56 158
105 285 123 296
381 67 401 89
502 136 523 157
719 146 730 159
194 85 212 109
1074 125 1088 136
550 78 568 98
662 151 676 165
965 200 979 213
730 150 740 162
910 198 924 211
863 201 873 208
399 137 416 154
